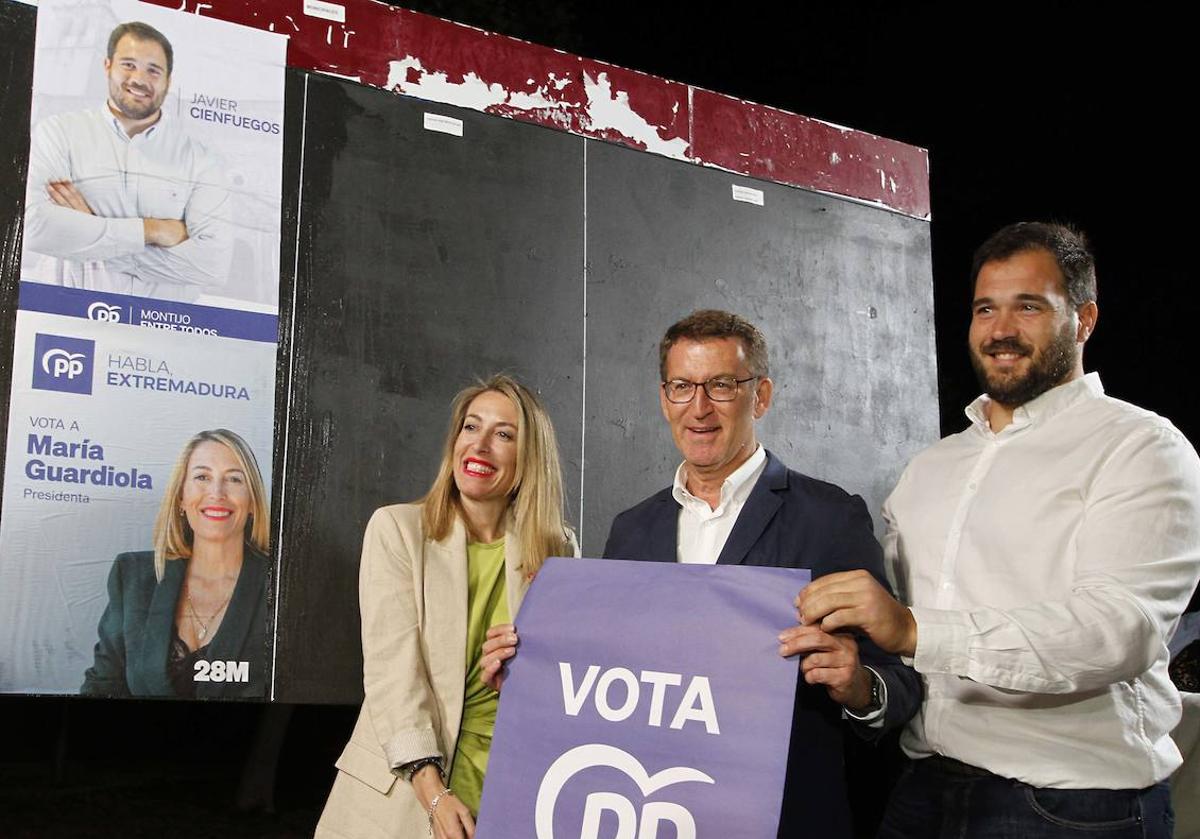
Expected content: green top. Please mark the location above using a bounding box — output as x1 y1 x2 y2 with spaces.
448 537 511 816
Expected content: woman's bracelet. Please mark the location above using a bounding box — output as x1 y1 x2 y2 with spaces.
428 787 455 836
401 756 444 781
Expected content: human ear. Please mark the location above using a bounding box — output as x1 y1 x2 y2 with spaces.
753 377 774 418
1076 301 1098 343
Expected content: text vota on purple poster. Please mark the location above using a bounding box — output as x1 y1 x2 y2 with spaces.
477 558 809 839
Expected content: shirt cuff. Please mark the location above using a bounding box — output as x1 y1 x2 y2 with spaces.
910 606 972 675
842 665 887 728
382 728 442 771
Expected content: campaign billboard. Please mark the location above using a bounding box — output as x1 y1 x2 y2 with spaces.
0 0 285 698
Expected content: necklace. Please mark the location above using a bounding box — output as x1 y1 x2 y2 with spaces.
186 587 234 641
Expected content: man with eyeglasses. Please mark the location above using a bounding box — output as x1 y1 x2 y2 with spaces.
601 309 921 836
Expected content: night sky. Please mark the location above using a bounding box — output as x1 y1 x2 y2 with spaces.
399 1 1195 443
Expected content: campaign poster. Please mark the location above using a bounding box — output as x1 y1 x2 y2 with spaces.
0 0 286 698
477 559 807 839
20 0 283 311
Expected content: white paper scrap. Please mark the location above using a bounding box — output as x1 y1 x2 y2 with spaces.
731 184 764 206
423 112 464 137
303 0 346 23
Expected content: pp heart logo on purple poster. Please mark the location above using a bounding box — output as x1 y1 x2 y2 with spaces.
477 558 808 838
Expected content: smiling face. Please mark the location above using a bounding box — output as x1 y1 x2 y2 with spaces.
452 390 520 507
660 337 772 484
968 248 1093 407
179 441 252 549
105 34 170 122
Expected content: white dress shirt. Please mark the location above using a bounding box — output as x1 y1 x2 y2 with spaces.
884 373 1200 788
22 105 232 301
673 444 767 564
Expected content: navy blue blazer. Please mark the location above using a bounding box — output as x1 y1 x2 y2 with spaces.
603 450 921 838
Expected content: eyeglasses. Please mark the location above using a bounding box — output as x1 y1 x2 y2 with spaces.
661 376 759 403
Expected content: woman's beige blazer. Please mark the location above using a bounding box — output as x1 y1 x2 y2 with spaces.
315 503 534 839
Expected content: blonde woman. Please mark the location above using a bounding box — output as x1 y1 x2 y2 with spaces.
317 375 575 839
81 429 270 698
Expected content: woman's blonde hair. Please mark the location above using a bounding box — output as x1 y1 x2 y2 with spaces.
421 375 570 576
151 429 270 581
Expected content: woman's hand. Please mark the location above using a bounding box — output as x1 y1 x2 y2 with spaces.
411 764 475 839
479 622 519 693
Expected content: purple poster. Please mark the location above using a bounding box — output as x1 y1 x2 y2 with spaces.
478 558 809 839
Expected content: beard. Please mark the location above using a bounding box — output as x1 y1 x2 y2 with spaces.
969 322 1078 408
109 82 166 122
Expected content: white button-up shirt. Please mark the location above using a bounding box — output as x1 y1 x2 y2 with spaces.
673 444 767 564
22 105 231 301
884 373 1200 788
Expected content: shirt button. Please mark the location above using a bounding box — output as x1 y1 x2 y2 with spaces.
941 581 953 590
968 482 977 490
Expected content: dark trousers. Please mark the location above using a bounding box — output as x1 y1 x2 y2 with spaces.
876 756 1174 839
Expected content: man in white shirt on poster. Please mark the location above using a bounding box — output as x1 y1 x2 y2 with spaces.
22 21 231 302
784 222 1200 837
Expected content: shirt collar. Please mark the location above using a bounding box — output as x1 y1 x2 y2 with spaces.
672 444 766 512
965 372 1105 433
100 101 167 139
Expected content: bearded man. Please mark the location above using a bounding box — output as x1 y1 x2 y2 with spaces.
782 222 1200 838
22 21 231 302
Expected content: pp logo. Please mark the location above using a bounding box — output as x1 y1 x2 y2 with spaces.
32 334 95 395
86 301 121 323
535 744 713 839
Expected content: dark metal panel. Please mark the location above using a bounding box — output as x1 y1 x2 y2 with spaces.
582 139 938 555
272 75 584 703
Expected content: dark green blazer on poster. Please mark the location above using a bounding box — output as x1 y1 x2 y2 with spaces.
80 548 269 698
